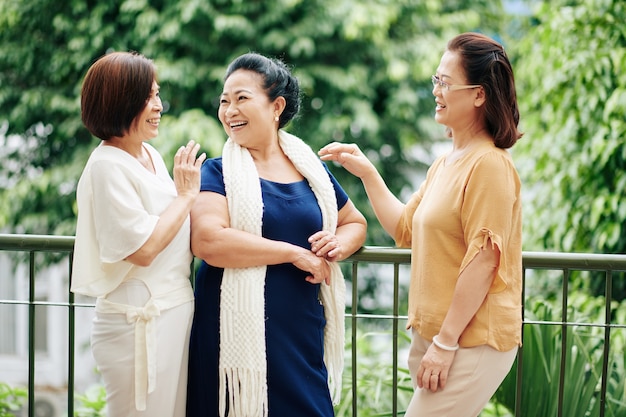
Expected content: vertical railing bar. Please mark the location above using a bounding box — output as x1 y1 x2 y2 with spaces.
599 269 612 417
351 261 359 417
392 263 400 417
514 267 527 417
28 251 36 417
68 252 75 417
557 268 570 417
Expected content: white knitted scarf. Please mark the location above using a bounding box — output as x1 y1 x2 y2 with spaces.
220 129 345 417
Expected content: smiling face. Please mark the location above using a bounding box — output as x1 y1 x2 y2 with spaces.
432 51 484 131
129 81 162 141
218 69 282 149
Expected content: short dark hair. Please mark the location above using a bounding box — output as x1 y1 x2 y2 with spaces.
81 51 156 140
225 53 301 129
447 33 523 148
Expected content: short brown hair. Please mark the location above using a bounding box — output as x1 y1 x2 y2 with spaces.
81 51 156 140
447 33 523 148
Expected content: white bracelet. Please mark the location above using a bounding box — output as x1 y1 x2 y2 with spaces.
432 335 459 351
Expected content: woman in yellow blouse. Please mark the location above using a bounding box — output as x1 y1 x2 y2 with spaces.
319 32 523 417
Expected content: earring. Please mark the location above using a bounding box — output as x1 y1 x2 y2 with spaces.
274 115 279 122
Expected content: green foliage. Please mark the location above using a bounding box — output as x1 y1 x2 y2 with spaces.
494 296 626 417
0 0 510 246
336 329 413 417
513 0 626 257
0 383 26 417
74 384 107 417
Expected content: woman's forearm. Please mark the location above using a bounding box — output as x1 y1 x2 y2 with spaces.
359 169 405 238
437 245 500 346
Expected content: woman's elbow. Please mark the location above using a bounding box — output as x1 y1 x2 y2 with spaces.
193 246 230 268
356 222 367 247
355 213 368 241
340 221 368 257
125 250 157 267
191 244 211 261
191 235 223 263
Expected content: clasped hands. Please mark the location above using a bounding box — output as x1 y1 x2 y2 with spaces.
293 231 342 286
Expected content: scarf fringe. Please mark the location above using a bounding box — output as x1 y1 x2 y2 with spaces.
219 368 268 417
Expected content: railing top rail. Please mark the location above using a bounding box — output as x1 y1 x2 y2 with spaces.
522 250 626 270
0 233 75 251
348 246 411 263
2 235 626 270
348 246 626 270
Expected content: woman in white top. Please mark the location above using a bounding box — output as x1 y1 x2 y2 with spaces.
71 51 206 417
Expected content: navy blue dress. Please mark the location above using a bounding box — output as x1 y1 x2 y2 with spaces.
187 157 348 417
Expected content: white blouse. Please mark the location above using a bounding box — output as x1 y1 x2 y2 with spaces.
71 142 193 300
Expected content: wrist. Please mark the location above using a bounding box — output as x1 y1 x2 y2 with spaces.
289 244 308 264
176 192 197 208
360 165 382 184
432 334 459 351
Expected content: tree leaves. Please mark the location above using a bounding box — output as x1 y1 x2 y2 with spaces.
514 0 626 256
0 0 508 244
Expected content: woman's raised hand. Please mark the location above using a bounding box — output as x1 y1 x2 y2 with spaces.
173 140 207 198
318 142 376 179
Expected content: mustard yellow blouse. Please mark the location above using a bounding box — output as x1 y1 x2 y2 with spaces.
395 141 522 351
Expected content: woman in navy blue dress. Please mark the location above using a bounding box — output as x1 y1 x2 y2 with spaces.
186 53 367 417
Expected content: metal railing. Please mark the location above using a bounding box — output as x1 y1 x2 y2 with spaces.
1 234 626 417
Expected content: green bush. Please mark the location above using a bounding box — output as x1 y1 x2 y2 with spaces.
493 296 626 416
74 384 107 417
336 329 413 417
0 383 26 417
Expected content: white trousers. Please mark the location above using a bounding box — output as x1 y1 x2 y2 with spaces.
91 280 193 417
405 329 517 417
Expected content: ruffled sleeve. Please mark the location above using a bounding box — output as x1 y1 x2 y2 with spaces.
458 152 521 293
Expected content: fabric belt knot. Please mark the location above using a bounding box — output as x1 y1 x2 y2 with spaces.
126 299 161 411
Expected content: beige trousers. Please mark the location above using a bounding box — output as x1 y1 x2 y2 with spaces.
405 329 517 417
91 280 193 417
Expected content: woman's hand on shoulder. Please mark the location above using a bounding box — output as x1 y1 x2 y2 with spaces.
173 140 207 199
318 142 376 179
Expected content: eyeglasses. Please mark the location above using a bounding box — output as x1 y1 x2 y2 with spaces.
431 75 481 92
